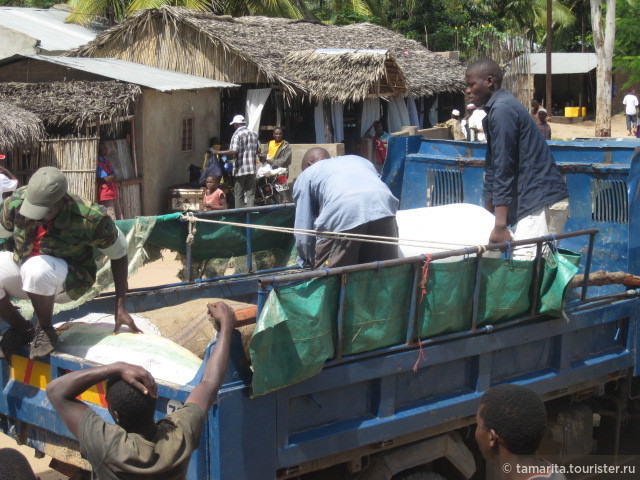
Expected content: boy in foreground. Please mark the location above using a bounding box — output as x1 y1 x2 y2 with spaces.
46 301 235 479
475 384 566 480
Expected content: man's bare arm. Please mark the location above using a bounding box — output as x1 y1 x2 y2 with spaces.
47 362 157 437
111 256 141 334
489 205 513 244
185 302 235 412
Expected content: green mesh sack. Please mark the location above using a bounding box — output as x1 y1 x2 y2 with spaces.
250 276 339 396
418 259 475 339
539 248 581 316
342 264 413 355
477 257 535 326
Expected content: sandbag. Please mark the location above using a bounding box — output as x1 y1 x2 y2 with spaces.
396 204 496 260
138 298 257 359
55 319 201 386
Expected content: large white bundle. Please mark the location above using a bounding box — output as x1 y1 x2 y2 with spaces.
55 315 202 386
396 204 496 260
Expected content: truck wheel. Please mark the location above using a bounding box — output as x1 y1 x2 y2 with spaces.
392 470 447 480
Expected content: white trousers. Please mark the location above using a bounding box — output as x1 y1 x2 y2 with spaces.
512 198 570 260
0 251 71 303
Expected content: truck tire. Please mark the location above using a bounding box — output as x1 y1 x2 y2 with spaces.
392 470 447 480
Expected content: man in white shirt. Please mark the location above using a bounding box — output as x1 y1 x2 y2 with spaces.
469 106 487 143
0 156 18 199
623 89 638 136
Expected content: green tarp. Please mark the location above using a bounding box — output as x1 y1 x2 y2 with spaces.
3 210 296 319
250 249 581 396
250 277 339 396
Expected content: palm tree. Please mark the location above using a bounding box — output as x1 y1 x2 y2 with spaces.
305 0 386 23
471 0 575 39
65 0 311 26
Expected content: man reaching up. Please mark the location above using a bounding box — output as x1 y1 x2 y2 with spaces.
46 301 235 479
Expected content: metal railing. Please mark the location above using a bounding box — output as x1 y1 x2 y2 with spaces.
180 203 296 282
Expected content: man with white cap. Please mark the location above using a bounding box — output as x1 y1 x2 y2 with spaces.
0 167 140 360
536 108 552 140
468 102 487 142
461 104 475 140
445 109 466 140
209 114 261 208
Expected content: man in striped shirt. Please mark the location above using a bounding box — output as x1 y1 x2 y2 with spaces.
210 115 261 208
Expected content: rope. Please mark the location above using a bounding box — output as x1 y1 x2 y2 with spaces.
181 214 482 250
413 254 432 372
184 212 197 245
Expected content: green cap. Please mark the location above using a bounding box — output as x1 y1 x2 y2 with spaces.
20 167 68 220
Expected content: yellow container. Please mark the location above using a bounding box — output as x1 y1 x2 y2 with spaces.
564 107 576 117
580 107 587 117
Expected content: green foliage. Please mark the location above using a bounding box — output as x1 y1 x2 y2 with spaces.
0 0 57 6
613 0 640 88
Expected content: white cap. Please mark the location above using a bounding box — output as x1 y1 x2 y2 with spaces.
537 108 547 114
466 103 476 110
451 109 460 116
230 114 245 125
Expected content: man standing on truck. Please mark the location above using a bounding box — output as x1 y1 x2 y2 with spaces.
465 58 569 259
209 114 261 208
475 384 567 479
0 167 140 360
294 147 399 269
46 301 235 479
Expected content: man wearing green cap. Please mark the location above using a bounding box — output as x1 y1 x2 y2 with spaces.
0 167 140 360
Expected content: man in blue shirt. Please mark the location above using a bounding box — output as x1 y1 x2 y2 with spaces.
465 59 569 259
293 148 399 269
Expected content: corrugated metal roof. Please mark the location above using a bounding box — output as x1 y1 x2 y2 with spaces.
19 55 238 91
0 7 103 52
529 52 597 75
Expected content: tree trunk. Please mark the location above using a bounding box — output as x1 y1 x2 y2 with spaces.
322 100 334 143
590 0 616 137
545 0 552 111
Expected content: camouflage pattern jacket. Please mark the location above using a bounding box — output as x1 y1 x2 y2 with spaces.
0 187 118 300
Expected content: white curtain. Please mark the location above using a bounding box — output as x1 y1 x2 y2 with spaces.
428 96 439 127
245 88 272 133
406 97 419 127
314 102 326 143
387 96 411 133
360 98 380 137
331 102 344 143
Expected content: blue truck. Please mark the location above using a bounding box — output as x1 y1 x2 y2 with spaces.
1 137 640 479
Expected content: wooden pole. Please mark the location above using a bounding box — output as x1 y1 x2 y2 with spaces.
322 100 334 144
545 0 553 111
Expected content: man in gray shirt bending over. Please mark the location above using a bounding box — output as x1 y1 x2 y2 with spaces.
293 148 399 269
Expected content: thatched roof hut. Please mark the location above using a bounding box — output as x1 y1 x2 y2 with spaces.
0 101 45 151
283 49 407 103
0 81 141 131
71 7 465 100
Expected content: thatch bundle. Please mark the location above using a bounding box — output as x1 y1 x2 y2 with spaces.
71 7 465 99
0 101 45 151
0 81 141 131
283 49 407 103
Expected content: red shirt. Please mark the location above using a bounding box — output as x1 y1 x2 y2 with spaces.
98 158 119 201
29 222 52 257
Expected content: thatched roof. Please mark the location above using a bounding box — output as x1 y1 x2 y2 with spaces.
283 49 407 103
0 81 141 130
0 101 45 151
71 7 465 100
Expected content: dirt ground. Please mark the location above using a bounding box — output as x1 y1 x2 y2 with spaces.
550 112 633 140
1 112 637 477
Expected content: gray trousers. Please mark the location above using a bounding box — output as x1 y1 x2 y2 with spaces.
233 174 256 208
313 216 399 269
